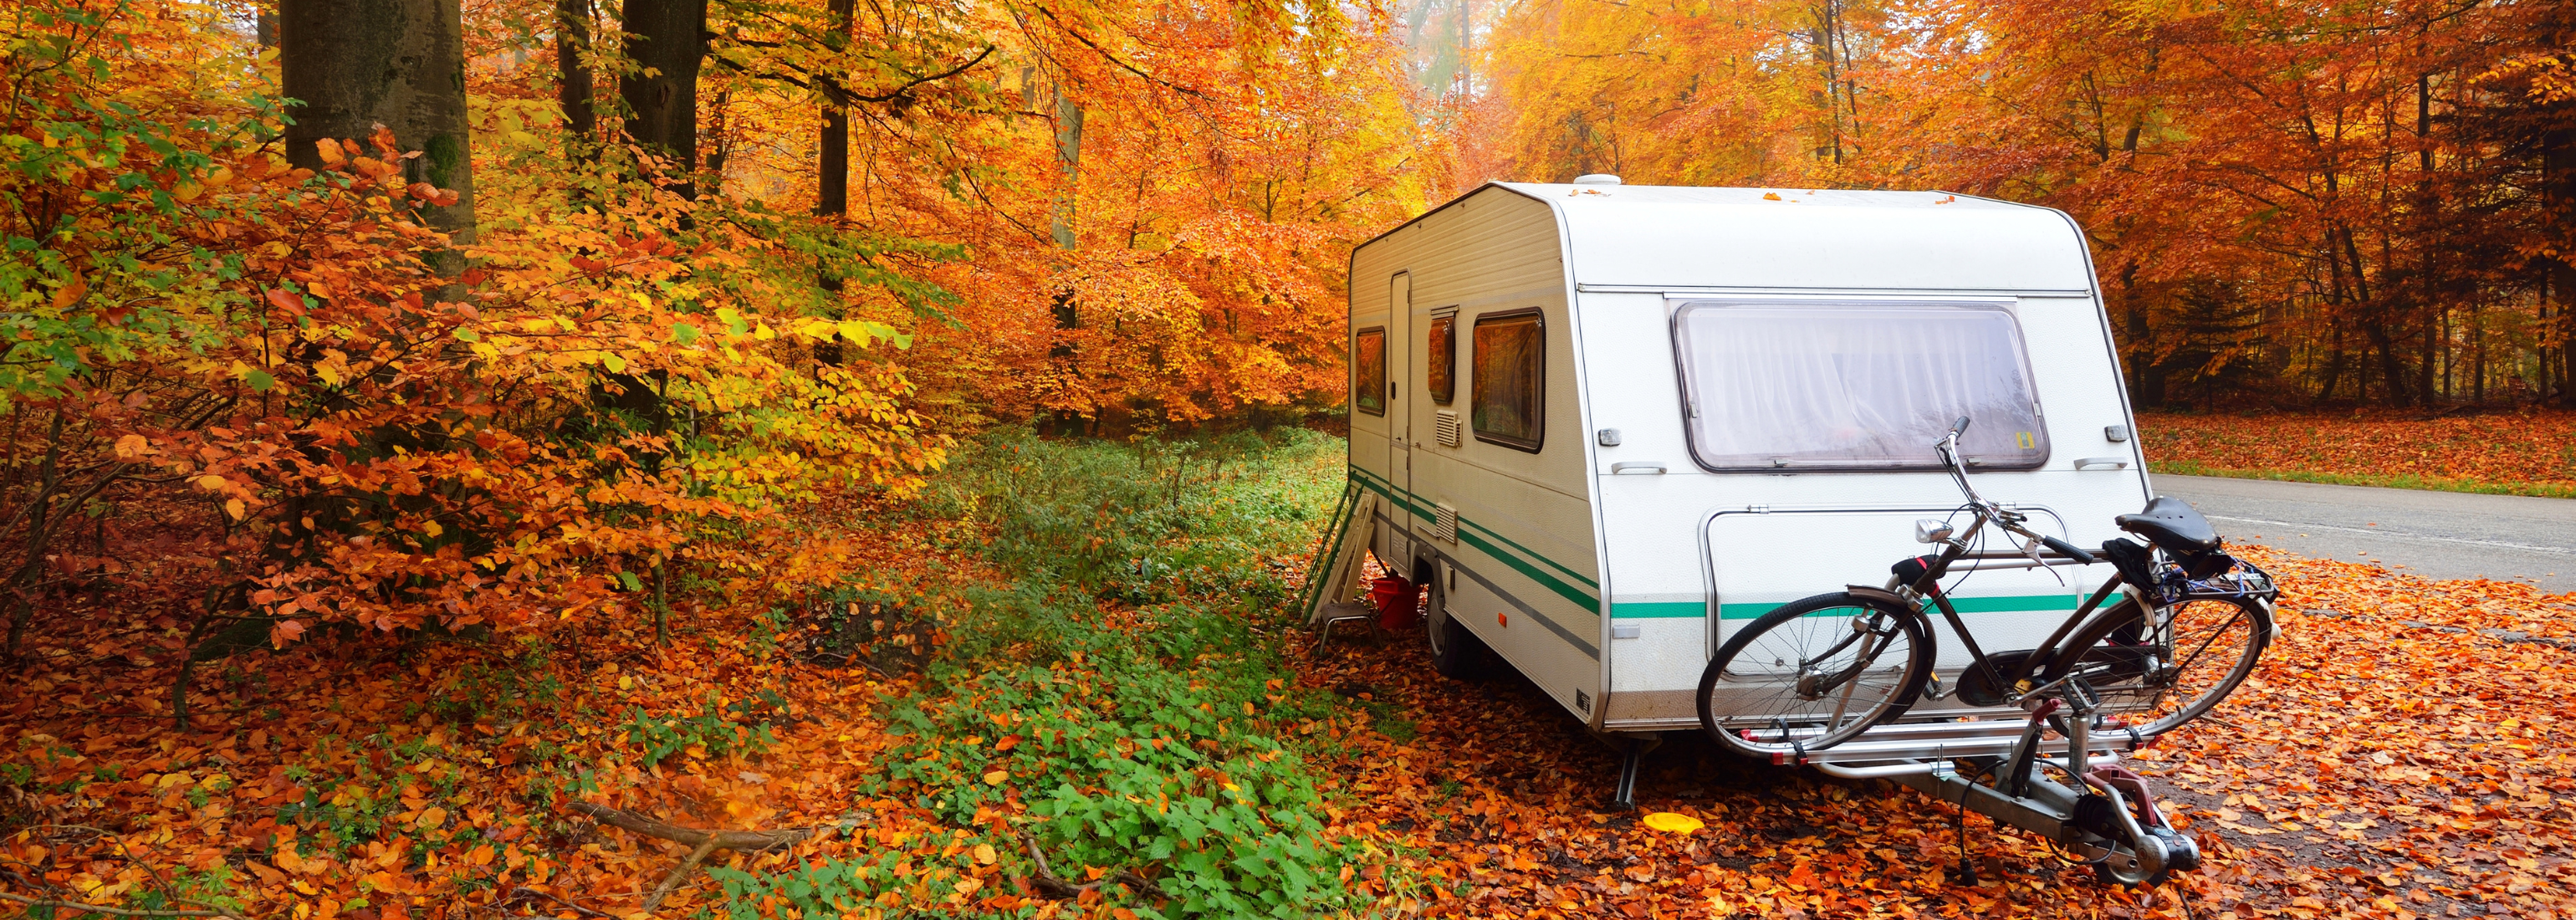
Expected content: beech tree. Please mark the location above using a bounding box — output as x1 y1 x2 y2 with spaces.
621 0 708 197
278 0 476 242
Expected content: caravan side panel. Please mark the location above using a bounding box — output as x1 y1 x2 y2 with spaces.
1352 188 1602 722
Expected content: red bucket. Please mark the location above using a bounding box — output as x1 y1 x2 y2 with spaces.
1370 576 1420 631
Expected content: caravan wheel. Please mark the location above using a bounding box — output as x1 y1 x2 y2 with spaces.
1425 574 1491 679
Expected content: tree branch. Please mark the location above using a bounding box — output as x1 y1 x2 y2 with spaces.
1021 3 1211 100
0 890 242 919
570 801 820 851
570 802 846 913
639 836 721 914
712 46 994 108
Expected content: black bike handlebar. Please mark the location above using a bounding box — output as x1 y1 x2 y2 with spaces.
2038 534 2098 565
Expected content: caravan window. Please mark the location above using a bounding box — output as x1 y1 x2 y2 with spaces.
1427 314 1456 404
1353 327 1387 416
1472 310 1544 451
1672 302 2048 470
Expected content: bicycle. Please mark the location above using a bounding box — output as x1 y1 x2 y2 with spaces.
1695 417 2280 759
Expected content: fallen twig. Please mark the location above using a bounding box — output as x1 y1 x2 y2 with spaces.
568 801 815 851
0 889 243 919
1020 831 1160 899
639 837 721 914
503 886 611 918
568 801 836 914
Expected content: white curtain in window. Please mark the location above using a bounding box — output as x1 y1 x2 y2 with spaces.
1675 302 2049 469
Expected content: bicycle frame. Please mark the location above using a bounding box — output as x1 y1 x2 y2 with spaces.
1889 418 2278 713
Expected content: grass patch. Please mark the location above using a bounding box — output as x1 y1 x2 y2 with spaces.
711 427 1398 918
2149 460 2576 499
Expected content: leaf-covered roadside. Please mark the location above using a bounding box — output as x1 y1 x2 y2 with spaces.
1296 545 2576 919
2136 411 2576 498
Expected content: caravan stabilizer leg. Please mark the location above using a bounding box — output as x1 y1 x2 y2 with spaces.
1605 733 1663 811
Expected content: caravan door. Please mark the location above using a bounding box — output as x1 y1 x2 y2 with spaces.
1387 273 1415 555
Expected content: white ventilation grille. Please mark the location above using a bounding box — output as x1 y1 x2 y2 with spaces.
1434 410 1463 447
1433 503 1459 544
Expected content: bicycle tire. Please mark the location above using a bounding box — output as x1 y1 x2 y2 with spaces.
1698 592 1934 757
2040 595 2269 736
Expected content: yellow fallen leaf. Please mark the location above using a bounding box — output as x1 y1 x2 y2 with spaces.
982 769 1007 785
1641 811 1704 834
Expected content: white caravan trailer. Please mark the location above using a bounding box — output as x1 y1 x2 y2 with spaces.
1331 179 2162 799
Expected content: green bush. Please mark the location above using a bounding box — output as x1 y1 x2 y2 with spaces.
711 427 1372 918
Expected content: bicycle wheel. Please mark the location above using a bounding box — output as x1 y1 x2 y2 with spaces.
1698 592 1933 757
2042 595 2269 736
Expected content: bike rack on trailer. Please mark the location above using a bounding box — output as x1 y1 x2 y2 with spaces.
1618 697 2200 886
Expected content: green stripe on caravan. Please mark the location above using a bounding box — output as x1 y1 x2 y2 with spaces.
1346 469 1600 609
1612 596 2084 619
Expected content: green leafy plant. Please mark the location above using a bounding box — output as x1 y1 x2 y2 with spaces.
720 427 1373 918
621 691 782 769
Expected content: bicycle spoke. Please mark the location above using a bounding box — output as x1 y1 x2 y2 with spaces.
1703 596 1929 754
2067 598 2263 734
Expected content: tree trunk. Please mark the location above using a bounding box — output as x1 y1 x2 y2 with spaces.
2548 122 2575 406
279 0 477 243
1045 85 1083 434
2115 260 2163 406
558 0 595 161
815 0 852 296
621 0 708 199
817 0 853 222
1050 88 1083 250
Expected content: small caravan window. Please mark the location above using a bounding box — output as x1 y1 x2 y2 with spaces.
1472 310 1544 451
1673 301 2047 470
1427 314 1457 404
1353 327 1387 416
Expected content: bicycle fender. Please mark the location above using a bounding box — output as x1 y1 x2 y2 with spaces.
2250 595 2282 644
1841 585 1914 610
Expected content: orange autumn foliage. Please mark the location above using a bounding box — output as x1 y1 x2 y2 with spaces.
3 2 945 662
1468 0 2576 411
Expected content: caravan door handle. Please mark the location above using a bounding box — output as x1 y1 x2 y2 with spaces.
1611 461 1667 475
2074 457 2129 470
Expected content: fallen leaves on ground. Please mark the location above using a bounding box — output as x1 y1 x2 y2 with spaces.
1297 543 2576 918
0 514 994 917
8 503 2572 917
2138 411 2576 497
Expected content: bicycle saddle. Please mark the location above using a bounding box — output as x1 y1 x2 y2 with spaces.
2115 496 2220 555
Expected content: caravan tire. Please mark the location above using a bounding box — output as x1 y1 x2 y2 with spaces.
1425 575 1491 679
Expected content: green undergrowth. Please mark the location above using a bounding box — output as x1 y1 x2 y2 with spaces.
2149 460 2576 499
711 427 1408 918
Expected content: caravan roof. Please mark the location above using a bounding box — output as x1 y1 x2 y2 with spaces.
1473 182 2094 294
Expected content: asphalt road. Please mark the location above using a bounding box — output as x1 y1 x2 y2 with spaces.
2150 474 2576 595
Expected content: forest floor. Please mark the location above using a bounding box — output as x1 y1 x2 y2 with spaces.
3 432 2572 920
2135 410 2576 498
